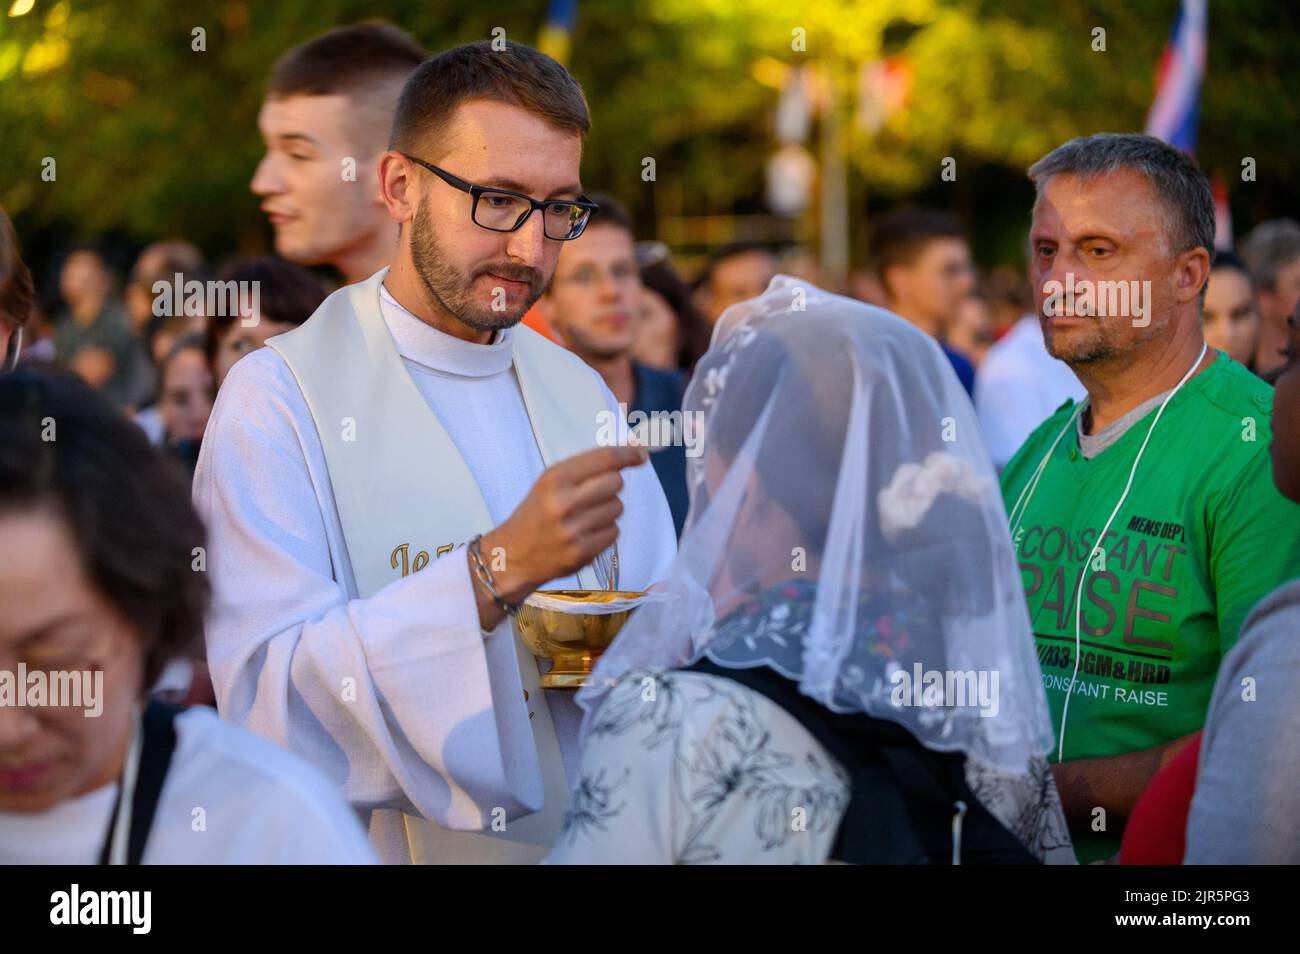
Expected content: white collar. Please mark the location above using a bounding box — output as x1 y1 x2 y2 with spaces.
379 283 514 379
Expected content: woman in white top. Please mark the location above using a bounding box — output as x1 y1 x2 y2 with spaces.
548 279 1075 865
0 368 374 864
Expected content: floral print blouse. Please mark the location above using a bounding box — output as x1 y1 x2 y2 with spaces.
545 583 1076 865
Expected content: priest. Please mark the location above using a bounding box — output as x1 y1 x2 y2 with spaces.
193 40 677 863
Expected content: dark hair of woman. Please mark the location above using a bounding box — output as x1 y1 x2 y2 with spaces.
0 207 34 335
204 256 326 372
0 367 209 685
640 257 712 373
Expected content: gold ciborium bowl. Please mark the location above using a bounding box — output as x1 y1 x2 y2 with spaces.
516 589 646 689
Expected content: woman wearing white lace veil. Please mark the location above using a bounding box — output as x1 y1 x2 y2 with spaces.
546 277 1074 864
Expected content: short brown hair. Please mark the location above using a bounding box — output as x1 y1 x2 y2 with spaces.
868 208 967 290
268 21 426 100
0 207 34 334
390 40 589 157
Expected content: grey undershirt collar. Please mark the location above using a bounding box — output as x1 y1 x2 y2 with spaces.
1077 388 1174 460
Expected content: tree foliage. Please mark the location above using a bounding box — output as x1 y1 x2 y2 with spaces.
0 0 1295 260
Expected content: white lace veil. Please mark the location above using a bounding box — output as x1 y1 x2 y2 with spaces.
577 276 1054 775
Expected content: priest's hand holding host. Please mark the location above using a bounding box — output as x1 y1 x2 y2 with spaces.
469 444 649 633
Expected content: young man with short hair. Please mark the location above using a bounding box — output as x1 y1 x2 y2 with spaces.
251 22 426 284
693 242 779 327
868 208 978 394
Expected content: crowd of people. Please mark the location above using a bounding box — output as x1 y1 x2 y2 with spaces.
0 21 1297 866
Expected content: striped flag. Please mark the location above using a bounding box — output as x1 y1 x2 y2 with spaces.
1144 0 1207 154
537 0 577 67
1143 0 1230 247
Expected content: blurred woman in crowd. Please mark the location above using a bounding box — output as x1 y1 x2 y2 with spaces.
1201 251 1260 371
0 368 375 863
134 255 323 443
156 334 215 475
634 242 711 375
123 240 209 410
207 256 326 389
52 246 155 410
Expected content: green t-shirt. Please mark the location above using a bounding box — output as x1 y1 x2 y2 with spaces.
1000 352 1300 861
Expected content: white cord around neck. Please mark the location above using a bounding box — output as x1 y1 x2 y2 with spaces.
1008 342 1209 762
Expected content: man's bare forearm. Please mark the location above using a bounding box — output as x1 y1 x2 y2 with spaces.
1051 731 1198 826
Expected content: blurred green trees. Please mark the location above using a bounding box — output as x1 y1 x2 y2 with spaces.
1 0 1295 265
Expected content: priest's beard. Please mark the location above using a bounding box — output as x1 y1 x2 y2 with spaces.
409 200 547 333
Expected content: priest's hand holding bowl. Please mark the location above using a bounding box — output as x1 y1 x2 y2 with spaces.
469 444 649 633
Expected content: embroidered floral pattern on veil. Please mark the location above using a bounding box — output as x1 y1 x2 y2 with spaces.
706 578 932 674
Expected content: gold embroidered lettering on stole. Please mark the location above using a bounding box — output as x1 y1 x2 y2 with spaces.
390 542 462 577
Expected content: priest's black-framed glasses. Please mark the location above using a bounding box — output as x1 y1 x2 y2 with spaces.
401 154 599 241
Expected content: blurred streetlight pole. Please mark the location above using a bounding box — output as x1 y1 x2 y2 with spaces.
819 64 849 289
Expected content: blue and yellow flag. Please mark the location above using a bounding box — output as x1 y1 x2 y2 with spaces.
537 0 576 67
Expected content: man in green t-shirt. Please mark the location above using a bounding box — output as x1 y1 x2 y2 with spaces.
1000 133 1300 862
